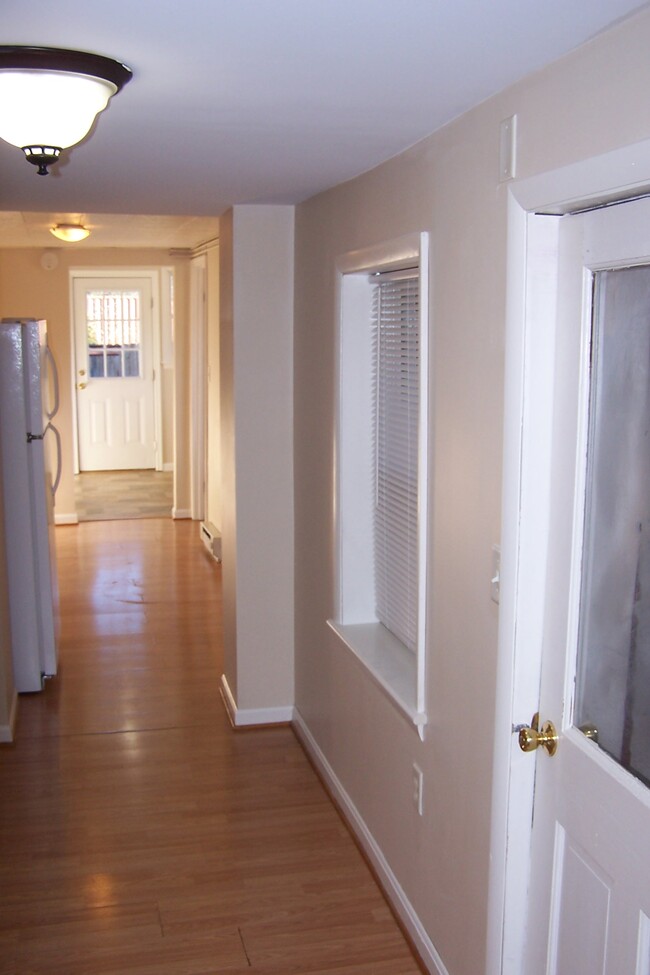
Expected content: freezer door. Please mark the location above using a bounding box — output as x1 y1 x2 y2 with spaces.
0 318 60 690
0 320 45 691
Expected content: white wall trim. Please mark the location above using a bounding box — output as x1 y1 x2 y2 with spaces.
335 231 422 275
172 507 191 520
0 690 18 743
293 709 448 975
511 137 650 216
219 674 295 727
54 512 79 525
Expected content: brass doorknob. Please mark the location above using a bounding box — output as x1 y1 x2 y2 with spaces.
77 382 87 390
518 712 558 757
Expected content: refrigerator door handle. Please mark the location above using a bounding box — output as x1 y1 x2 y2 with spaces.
46 422 63 497
44 344 60 420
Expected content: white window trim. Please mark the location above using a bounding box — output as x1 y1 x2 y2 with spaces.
329 232 430 738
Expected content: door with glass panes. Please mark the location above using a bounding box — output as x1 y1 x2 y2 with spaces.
520 198 650 975
73 277 155 470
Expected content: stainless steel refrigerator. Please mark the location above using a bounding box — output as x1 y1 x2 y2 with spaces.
0 318 62 692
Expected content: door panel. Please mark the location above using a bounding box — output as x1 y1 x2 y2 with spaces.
524 198 650 973
74 277 155 471
89 400 107 445
549 825 611 975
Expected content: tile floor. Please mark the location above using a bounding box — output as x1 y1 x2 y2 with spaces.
74 469 173 522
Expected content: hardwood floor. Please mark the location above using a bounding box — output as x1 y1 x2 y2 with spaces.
0 520 423 975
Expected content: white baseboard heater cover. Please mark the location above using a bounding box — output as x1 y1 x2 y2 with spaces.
200 521 222 561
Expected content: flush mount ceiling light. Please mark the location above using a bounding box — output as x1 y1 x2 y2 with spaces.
0 46 132 175
50 223 90 242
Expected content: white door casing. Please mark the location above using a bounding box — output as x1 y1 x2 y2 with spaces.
190 255 207 521
490 141 650 975
72 273 162 472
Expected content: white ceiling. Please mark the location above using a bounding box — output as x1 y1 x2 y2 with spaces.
0 0 647 248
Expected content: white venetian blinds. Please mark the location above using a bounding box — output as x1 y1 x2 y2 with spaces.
372 269 420 653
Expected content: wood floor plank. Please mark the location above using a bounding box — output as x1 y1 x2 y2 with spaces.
0 520 423 974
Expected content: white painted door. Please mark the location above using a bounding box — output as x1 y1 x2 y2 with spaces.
523 199 650 973
73 277 156 470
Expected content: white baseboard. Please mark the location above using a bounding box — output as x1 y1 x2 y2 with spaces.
55 513 79 526
220 674 295 727
292 709 448 975
0 691 18 743
162 462 173 472
172 508 191 520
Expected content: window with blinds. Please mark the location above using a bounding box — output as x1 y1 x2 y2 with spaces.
372 271 419 652
330 231 429 731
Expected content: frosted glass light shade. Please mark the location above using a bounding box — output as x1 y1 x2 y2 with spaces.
50 224 90 242
0 71 117 149
0 47 132 174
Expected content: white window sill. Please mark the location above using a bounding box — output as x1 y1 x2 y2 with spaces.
327 620 427 734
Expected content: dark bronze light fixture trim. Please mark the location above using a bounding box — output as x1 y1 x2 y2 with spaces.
0 46 132 90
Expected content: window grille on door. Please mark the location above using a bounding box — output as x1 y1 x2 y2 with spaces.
86 290 141 378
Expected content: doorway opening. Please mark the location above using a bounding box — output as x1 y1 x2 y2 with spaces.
70 267 175 523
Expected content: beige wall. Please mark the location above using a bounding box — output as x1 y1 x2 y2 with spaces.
219 211 237 695
292 9 650 975
0 248 191 519
220 206 295 713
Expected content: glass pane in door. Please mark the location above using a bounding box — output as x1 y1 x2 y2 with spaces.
86 290 141 379
575 265 650 787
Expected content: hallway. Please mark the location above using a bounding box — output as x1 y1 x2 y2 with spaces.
0 519 422 975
